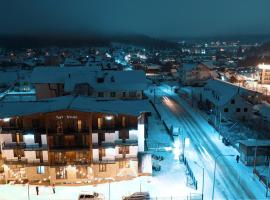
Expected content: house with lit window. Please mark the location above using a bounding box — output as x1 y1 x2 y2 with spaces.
179 63 215 86
201 79 260 121
30 67 147 100
258 63 270 84
0 96 151 184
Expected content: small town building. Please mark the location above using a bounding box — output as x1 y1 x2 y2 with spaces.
179 63 215 86
238 140 270 166
31 67 147 100
201 79 260 121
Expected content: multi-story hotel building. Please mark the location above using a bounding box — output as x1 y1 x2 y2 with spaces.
0 96 151 184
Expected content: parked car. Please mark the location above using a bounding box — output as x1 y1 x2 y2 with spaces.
78 192 105 200
123 192 150 200
222 137 230 146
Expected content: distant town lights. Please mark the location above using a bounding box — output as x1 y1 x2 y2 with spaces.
258 63 270 70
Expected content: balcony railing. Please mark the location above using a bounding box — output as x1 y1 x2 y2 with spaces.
49 145 89 150
0 127 45 134
49 159 91 166
2 142 47 150
3 158 49 166
115 139 138 146
92 158 115 164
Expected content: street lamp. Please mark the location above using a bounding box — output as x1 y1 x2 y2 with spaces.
211 154 236 200
105 177 114 200
194 161 205 200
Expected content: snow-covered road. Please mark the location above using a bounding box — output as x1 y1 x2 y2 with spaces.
147 84 268 200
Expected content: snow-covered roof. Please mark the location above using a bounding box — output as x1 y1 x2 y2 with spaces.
253 103 270 121
65 70 147 92
0 71 19 85
31 67 147 92
201 61 217 69
0 96 151 118
203 79 255 106
31 66 94 84
239 139 270 147
182 63 197 71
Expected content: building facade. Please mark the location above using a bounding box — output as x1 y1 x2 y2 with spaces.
201 79 260 121
31 67 147 100
0 97 150 184
179 63 214 86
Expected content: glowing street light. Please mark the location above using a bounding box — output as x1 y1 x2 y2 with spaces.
105 115 113 120
258 63 270 70
3 118 11 122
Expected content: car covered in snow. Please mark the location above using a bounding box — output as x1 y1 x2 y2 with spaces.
78 192 105 200
122 192 150 200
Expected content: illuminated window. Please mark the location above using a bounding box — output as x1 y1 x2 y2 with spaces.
14 149 24 158
121 116 126 127
76 166 87 179
98 117 103 129
119 146 129 154
119 161 130 169
56 167 67 179
37 166 45 174
77 120 82 132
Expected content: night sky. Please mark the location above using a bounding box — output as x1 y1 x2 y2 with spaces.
1 0 270 38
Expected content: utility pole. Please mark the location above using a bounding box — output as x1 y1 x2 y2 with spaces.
219 112 222 139
212 154 236 200
253 140 258 173
153 87 156 105
28 183 30 200
266 159 270 197
109 180 111 200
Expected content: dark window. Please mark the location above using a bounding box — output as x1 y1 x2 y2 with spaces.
119 129 129 140
129 91 136 97
98 132 105 144
98 92 104 97
110 92 116 97
231 99 235 104
36 151 42 159
244 108 248 112
224 108 229 112
236 108 241 112
122 92 126 98
99 148 106 160
99 164 106 172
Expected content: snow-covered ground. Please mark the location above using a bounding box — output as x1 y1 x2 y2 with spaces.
146 83 269 200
